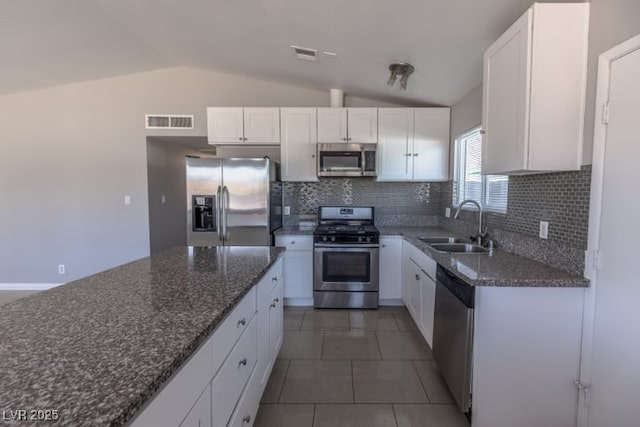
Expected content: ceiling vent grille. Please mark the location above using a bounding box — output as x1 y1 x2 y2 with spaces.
145 114 194 130
291 45 317 61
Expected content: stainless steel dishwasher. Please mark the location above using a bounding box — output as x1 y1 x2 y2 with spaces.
432 265 474 413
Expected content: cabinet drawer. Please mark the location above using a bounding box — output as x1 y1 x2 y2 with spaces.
211 286 257 374
211 317 258 427
227 366 261 427
275 235 313 251
257 260 282 305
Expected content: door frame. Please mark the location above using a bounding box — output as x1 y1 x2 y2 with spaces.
578 33 640 427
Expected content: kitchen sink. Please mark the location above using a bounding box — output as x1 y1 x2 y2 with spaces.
429 243 489 254
418 236 467 244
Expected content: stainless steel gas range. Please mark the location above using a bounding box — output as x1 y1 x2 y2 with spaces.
313 207 380 309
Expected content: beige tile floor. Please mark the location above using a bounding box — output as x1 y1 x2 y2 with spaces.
255 307 470 427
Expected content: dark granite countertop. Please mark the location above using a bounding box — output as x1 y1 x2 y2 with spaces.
379 226 589 288
0 246 284 427
274 226 315 236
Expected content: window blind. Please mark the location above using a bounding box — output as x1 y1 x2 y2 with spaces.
453 126 508 213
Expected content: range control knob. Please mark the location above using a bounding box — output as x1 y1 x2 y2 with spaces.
358 236 363 242
322 236 328 242
331 236 336 242
366 237 371 242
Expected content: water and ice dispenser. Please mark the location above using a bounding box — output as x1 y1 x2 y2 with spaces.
192 195 216 232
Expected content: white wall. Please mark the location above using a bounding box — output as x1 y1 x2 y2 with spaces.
448 84 482 178
0 66 398 284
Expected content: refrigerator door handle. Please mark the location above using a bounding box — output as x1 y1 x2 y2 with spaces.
216 185 223 241
222 185 230 240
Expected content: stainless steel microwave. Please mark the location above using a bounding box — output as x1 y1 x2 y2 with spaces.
317 143 377 177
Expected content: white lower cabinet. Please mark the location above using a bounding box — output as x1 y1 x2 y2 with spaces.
401 241 437 348
379 237 403 303
179 386 211 427
130 258 284 427
275 235 313 306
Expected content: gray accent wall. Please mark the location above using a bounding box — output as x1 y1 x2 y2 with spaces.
0 66 399 284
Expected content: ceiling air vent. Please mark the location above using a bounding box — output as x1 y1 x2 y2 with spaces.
291 45 317 61
145 114 194 130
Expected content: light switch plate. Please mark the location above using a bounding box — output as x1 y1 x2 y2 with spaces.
539 221 549 239
284 206 291 215
124 195 131 205
445 207 451 218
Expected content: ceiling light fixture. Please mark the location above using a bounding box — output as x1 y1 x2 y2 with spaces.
387 62 414 90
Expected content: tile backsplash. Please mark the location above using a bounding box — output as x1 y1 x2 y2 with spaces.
282 179 442 226
283 166 592 276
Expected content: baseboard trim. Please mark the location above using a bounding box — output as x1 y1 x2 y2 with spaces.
284 297 314 307
0 283 64 291
379 298 404 306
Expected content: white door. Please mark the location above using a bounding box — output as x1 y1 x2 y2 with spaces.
207 107 244 143
317 108 348 142
581 37 640 427
377 108 414 181
243 108 280 144
413 108 450 181
347 108 378 143
280 108 318 181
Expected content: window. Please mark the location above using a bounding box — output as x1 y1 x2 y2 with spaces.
453 126 508 213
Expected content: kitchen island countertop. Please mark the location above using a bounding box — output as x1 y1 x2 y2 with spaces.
0 246 284 426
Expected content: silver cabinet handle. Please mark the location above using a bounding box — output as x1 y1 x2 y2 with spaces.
243 415 251 423
406 153 412 156
414 153 419 156
239 137 243 141
237 318 246 327
272 276 278 282
311 154 316 158
415 274 420 281
270 303 276 308
239 358 247 366
382 244 386 248
291 241 296 245
274 298 279 303
342 137 348 141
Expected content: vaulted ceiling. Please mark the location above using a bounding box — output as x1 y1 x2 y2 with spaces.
0 0 582 105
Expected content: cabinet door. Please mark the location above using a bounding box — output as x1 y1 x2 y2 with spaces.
407 259 422 322
282 251 313 299
413 108 450 181
269 276 284 361
419 270 436 348
207 107 244 143
379 237 403 301
377 108 414 181
482 10 531 174
243 108 280 144
347 108 378 143
317 108 348 142
179 386 212 427
280 108 318 181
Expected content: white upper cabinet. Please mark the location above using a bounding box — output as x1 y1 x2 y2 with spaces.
413 108 450 181
280 108 318 182
377 108 450 181
317 108 377 143
207 107 280 144
377 108 414 180
482 3 588 174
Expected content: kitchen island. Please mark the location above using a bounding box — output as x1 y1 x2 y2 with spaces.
0 246 284 426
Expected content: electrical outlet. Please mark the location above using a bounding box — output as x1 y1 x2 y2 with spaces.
161 195 166 204
445 207 451 218
284 206 291 215
539 221 549 239
124 195 131 205
58 264 65 274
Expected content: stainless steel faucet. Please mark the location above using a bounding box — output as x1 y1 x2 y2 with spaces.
454 199 487 246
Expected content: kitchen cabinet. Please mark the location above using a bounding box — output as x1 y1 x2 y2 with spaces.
379 236 403 304
377 108 450 181
275 235 314 306
401 240 436 347
280 108 318 181
130 259 284 427
482 3 588 174
317 108 378 143
207 107 280 144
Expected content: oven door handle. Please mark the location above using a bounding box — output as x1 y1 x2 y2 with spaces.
314 243 380 249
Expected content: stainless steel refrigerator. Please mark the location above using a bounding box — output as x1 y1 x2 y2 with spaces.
186 157 282 246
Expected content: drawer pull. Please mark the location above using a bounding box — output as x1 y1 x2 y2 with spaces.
237 318 246 327
290 240 296 244
239 358 247 366
272 276 277 282
274 298 279 303
243 415 251 423
415 274 420 281
270 302 276 309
